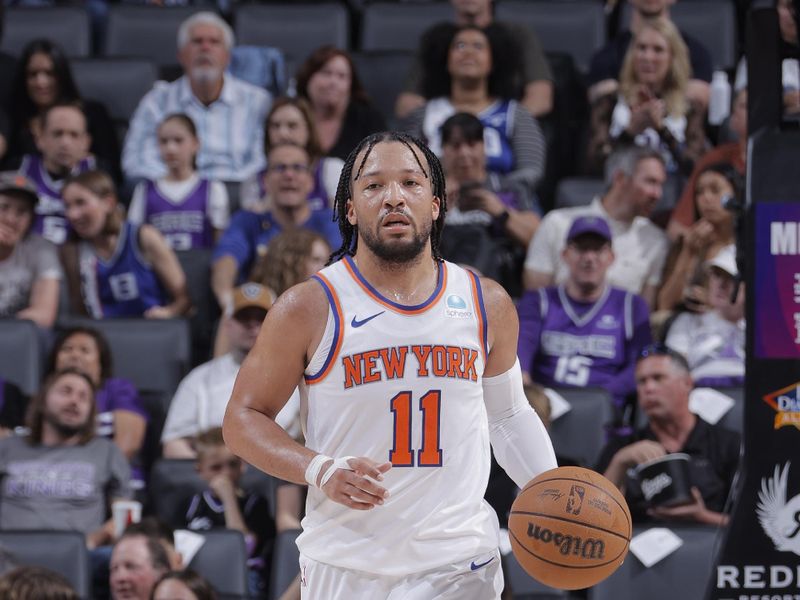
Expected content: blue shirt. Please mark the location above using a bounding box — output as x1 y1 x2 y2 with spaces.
79 223 167 318
122 74 271 182
213 210 342 282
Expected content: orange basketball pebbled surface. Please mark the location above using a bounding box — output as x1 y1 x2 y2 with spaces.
508 466 633 590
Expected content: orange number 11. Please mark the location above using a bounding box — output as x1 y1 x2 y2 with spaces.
389 390 443 467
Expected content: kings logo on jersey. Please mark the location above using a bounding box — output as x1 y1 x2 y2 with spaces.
445 294 472 319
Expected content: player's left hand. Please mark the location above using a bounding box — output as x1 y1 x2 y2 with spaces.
321 457 392 511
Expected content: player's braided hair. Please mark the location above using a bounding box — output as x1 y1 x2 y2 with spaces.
328 131 448 265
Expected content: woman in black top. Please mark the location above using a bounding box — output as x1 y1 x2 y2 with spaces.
7 39 120 179
295 46 386 161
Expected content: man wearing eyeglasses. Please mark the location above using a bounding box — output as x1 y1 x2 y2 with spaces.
596 346 740 525
211 143 342 311
517 215 652 427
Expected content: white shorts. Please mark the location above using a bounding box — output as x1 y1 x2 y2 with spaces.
299 550 503 600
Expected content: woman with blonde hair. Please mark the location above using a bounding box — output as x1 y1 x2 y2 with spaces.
587 17 707 181
60 169 190 319
250 228 331 297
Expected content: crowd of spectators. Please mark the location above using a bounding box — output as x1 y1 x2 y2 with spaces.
0 0 785 595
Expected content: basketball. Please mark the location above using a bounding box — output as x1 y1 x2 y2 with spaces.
508 466 632 590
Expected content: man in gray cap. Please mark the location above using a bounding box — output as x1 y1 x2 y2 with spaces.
0 172 61 328
517 214 652 422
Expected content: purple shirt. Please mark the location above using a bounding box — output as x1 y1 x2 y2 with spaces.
517 285 652 407
19 154 96 245
143 179 214 250
95 378 148 438
95 377 148 487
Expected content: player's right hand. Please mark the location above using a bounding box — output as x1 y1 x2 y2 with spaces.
321 457 392 511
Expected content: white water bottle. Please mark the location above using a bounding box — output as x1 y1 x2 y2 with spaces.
708 70 731 125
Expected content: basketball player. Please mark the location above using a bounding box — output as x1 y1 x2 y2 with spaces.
223 132 557 599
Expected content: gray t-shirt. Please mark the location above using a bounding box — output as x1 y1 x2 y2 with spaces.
0 234 62 318
0 436 131 534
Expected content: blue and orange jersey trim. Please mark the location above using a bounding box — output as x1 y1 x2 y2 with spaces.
342 255 447 315
467 270 488 362
305 273 344 385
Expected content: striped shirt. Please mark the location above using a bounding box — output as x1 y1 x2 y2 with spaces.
122 74 271 182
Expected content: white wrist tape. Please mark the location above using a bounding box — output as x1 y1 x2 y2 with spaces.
319 456 356 487
304 454 356 489
304 454 333 488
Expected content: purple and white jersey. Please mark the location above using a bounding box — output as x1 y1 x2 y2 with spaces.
517 285 652 406
19 154 96 245
142 179 214 250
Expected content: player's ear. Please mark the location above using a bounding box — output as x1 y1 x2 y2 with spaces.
346 198 357 225
431 195 441 221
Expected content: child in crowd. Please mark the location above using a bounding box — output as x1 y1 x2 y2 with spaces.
128 114 229 251
184 428 274 595
60 169 191 319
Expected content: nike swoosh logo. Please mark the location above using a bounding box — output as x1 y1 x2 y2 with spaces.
470 556 495 571
351 311 385 328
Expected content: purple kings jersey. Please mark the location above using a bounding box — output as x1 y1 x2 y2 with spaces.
19 154 96 245
518 285 651 406
143 179 213 250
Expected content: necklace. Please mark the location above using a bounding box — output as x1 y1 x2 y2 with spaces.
354 256 439 304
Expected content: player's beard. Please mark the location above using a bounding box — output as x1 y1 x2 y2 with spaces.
359 214 432 266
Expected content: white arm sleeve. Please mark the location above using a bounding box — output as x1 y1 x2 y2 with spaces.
484 359 557 489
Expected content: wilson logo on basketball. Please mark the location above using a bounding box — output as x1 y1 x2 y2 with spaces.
566 485 585 515
526 522 607 560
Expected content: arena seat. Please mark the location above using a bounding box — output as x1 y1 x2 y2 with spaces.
0 530 91 596
620 0 737 70
175 249 219 366
494 1 606 73
715 387 744 434
588 524 721 600
554 177 605 209
234 3 350 68
0 319 42 396
269 529 301 600
504 551 569 599
360 2 453 52
103 6 203 71
188 529 249 598
70 58 158 140
149 458 205 529
55 317 191 399
351 51 414 127
548 387 614 468
1 7 90 58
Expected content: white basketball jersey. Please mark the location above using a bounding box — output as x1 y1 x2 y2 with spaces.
297 256 499 575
